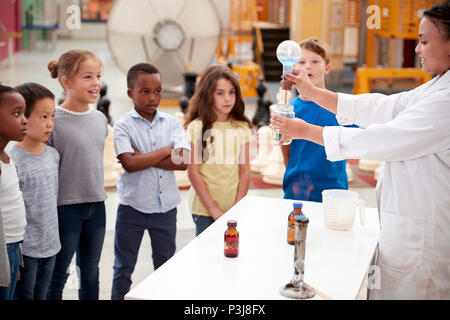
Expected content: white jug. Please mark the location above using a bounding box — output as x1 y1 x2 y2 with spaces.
322 189 365 231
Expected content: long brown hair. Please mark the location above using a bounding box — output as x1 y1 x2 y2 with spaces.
184 64 251 151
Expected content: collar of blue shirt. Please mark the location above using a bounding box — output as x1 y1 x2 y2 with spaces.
130 107 167 123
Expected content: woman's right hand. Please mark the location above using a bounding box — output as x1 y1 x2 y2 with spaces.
285 67 316 100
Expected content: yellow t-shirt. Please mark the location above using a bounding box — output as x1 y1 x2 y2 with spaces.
186 118 253 216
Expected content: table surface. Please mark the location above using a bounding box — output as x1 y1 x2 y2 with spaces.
126 195 380 300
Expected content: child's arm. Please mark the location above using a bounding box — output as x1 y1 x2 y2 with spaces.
118 147 172 173
235 142 251 204
187 143 224 220
153 148 188 171
281 144 290 167
153 120 190 171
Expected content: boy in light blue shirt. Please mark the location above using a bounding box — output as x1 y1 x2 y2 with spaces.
112 63 190 300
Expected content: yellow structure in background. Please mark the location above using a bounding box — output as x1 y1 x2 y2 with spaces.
375 0 439 39
353 68 432 94
366 0 442 68
360 0 440 94
291 0 346 72
232 61 264 98
220 0 263 99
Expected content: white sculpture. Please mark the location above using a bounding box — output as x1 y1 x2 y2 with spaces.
261 143 286 185
250 125 272 173
346 162 354 183
358 159 382 172
260 88 292 185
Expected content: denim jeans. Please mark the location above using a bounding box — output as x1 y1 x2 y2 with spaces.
47 202 105 300
0 242 21 300
192 214 215 236
14 254 56 300
111 205 177 300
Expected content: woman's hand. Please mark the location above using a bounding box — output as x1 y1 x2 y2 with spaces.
270 115 308 143
285 67 316 100
271 114 325 146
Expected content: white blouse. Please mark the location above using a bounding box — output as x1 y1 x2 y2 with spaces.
0 156 27 244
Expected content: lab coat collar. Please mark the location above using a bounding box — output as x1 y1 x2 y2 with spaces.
418 70 450 96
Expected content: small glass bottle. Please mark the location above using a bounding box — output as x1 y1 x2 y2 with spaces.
272 103 295 146
287 202 304 245
224 220 239 258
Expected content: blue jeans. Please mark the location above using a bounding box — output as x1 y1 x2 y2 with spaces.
0 242 21 300
192 214 215 236
47 202 106 300
112 204 177 300
14 254 56 300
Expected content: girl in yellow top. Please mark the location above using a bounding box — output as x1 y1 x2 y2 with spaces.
185 65 253 236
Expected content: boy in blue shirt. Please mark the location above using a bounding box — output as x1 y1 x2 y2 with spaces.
281 38 348 202
112 63 190 300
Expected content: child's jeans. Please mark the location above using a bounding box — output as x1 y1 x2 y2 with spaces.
0 242 21 300
47 202 106 300
14 254 56 300
111 204 177 300
192 214 215 236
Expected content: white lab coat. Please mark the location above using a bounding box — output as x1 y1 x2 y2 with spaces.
322 70 450 299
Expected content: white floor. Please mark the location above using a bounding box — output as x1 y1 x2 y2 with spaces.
1 39 377 299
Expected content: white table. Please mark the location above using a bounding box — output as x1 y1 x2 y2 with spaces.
126 195 380 300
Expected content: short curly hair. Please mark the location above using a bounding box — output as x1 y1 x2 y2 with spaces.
127 63 160 89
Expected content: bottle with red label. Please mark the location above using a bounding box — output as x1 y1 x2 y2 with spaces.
224 220 239 257
287 202 303 245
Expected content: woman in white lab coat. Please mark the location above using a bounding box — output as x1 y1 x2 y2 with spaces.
271 2 450 299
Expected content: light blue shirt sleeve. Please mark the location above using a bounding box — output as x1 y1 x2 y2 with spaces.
113 121 134 157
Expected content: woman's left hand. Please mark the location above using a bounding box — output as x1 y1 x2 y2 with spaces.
270 114 308 143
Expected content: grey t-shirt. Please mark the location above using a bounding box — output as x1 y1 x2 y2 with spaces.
10 145 61 258
49 107 108 206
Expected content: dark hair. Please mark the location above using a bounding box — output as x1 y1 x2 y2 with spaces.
0 84 19 106
48 49 102 86
423 1 450 40
15 83 55 118
127 63 160 89
184 64 252 152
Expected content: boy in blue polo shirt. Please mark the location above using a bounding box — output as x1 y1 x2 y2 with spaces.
112 63 190 300
281 38 349 202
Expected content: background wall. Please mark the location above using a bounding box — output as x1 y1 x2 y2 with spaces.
0 0 22 61
59 0 229 40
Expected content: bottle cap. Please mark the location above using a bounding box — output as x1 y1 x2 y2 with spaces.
227 220 237 227
293 202 303 209
295 215 309 223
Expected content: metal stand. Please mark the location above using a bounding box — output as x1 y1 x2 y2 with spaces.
280 215 315 299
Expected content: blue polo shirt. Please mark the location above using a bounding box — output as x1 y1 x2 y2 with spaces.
283 96 348 202
113 108 190 213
